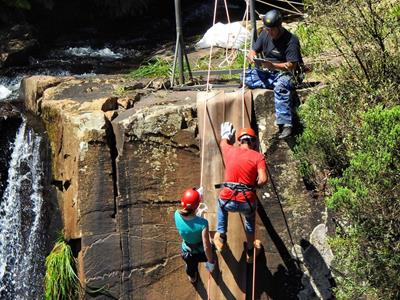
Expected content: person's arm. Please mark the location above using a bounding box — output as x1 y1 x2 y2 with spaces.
220 138 231 148
202 226 214 263
262 60 297 72
247 49 258 63
220 122 235 145
257 167 268 188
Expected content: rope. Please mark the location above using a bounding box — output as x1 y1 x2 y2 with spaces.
199 81 210 300
206 0 219 92
241 2 250 128
255 0 304 15
273 0 304 6
265 165 302 267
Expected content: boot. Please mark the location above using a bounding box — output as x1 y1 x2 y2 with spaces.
278 125 292 139
213 232 227 252
188 272 198 284
246 239 262 264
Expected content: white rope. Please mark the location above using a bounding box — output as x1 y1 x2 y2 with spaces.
206 0 219 92
274 0 304 6
221 0 233 73
219 4 251 68
256 0 304 15
241 1 250 128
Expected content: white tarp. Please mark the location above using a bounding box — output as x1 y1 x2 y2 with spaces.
196 21 249 49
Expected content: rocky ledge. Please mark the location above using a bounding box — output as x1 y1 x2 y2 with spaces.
0 24 39 69
21 75 333 299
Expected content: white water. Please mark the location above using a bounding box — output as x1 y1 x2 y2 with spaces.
65 46 123 59
0 85 12 100
0 76 22 101
0 120 45 299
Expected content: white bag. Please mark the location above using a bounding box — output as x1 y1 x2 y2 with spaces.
196 21 249 49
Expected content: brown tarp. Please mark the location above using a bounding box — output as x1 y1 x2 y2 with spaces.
196 90 252 300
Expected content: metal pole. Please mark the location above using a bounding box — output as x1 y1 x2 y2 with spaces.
249 0 258 46
174 0 184 84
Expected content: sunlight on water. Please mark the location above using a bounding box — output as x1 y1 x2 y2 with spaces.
65 46 123 59
0 120 45 299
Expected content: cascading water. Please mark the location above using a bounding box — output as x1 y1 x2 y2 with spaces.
0 119 46 300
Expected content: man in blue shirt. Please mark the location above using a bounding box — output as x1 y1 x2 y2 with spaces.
247 9 303 139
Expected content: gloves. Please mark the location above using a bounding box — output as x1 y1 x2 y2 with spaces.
196 202 208 217
205 261 215 273
221 122 236 142
196 186 204 201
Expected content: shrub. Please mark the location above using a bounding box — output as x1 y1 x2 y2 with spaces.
295 0 400 298
327 106 400 299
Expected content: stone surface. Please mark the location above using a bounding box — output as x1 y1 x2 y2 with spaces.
0 24 39 69
253 88 333 299
22 74 333 299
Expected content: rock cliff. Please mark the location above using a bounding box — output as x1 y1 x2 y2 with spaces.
21 75 333 299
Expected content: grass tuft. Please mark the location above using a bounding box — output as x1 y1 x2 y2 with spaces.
44 236 80 300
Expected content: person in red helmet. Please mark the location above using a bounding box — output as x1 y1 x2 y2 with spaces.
174 187 215 283
214 122 268 263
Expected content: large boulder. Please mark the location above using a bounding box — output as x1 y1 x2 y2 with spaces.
0 24 39 69
21 73 333 299
22 75 201 299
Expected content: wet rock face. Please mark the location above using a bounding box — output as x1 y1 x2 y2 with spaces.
22 75 200 299
22 74 334 299
0 25 39 69
0 102 22 200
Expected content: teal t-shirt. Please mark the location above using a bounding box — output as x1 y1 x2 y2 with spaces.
174 210 208 253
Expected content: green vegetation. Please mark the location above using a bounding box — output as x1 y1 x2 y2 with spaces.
0 0 31 9
328 106 400 300
44 236 80 300
128 48 248 82
296 0 400 298
295 22 334 57
127 57 172 80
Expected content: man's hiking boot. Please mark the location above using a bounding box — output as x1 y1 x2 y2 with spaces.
279 125 292 139
213 232 227 252
246 239 262 264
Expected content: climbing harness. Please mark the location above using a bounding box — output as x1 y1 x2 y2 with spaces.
214 182 256 213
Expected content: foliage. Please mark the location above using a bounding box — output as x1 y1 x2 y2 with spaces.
294 22 334 57
44 236 80 300
127 48 248 82
0 0 31 9
328 106 400 299
127 57 172 80
194 48 248 71
296 0 400 298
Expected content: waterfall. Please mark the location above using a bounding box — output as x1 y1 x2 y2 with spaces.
0 119 45 300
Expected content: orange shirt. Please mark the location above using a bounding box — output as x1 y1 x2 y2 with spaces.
219 143 266 202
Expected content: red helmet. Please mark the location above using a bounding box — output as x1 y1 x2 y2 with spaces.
180 188 200 210
237 128 256 141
